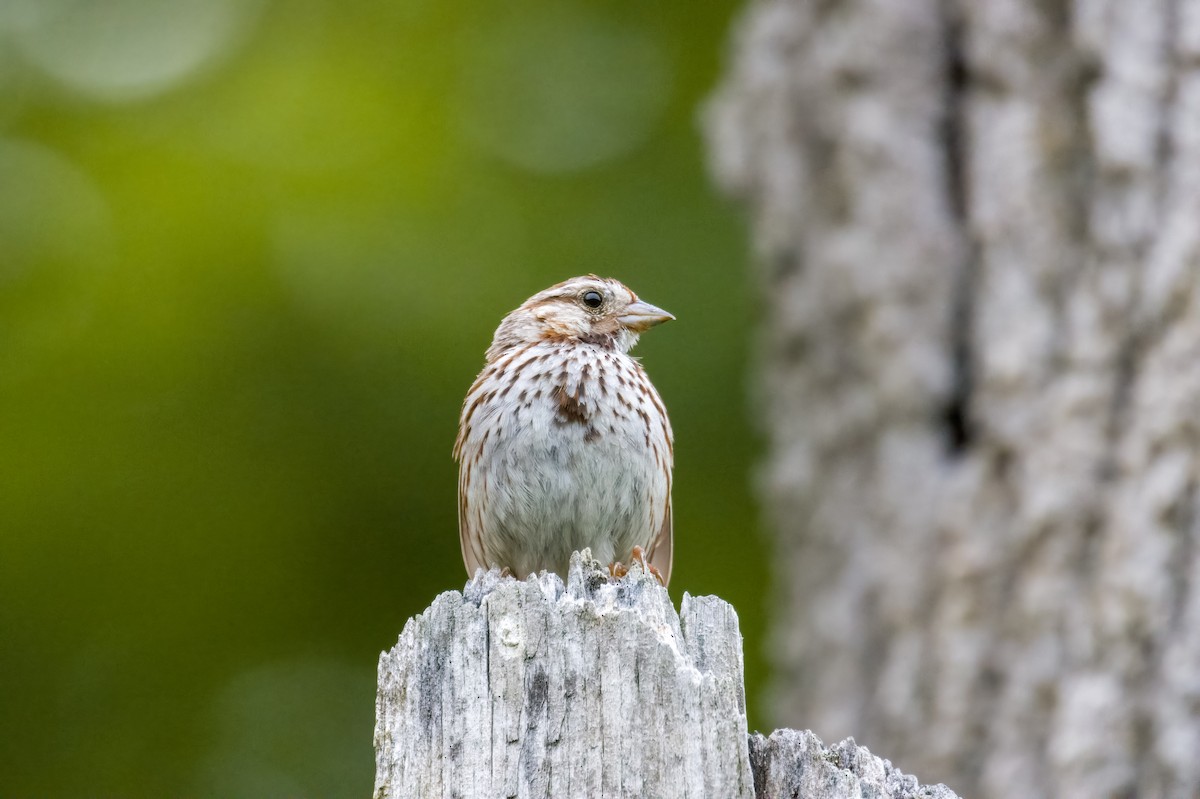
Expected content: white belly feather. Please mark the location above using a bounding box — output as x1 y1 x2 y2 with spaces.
461 342 671 577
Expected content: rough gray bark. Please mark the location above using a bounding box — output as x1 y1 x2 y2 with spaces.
706 1 1200 798
374 551 754 799
373 552 959 799
751 730 962 799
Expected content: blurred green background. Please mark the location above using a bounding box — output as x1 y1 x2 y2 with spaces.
0 0 762 795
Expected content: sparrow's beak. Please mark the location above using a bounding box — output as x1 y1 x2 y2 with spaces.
617 300 675 332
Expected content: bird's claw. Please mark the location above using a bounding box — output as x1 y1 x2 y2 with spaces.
608 546 666 586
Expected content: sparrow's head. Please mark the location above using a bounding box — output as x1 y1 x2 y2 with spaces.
488 275 674 358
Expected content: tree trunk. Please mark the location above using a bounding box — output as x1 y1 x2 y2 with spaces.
373 553 959 798
706 1 1200 797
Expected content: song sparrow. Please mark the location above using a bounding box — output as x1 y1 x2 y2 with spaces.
454 276 675 585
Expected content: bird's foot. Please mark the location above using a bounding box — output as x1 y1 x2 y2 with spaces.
630 545 666 586
607 547 665 586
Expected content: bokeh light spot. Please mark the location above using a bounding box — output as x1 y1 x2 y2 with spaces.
456 5 673 174
193 46 406 174
0 138 110 284
12 0 264 102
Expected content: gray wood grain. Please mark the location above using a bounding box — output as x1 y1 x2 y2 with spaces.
751 730 961 799
374 551 754 799
374 551 957 798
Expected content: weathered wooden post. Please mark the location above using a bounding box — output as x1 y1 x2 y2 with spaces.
373 551 962 798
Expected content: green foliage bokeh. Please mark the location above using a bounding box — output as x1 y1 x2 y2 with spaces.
0 1 763 795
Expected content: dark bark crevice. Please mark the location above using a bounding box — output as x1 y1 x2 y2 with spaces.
938 2 976 457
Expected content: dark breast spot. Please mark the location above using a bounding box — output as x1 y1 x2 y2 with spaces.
553 385 588 425
578 332 615 348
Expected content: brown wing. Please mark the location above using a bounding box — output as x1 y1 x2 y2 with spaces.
455 369 491 580
648 497 672 587
458 463 488 579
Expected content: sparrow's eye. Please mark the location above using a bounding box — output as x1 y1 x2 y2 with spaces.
581 290 603 309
